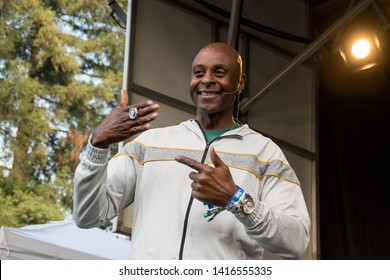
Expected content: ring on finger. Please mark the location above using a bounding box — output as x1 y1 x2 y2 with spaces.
129 107 139 120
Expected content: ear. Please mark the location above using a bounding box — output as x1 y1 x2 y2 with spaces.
237 74 247 94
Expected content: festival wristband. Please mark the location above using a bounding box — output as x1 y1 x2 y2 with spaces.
203 185 247 222
226 186 246 213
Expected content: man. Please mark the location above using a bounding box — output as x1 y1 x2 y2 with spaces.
73 42 310 259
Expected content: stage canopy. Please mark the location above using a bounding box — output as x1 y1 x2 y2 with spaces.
0 221 130 260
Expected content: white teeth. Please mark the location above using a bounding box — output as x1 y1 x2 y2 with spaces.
199 92 219 96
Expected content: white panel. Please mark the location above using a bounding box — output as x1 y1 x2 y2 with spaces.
247 43 315 152
133 0 213 105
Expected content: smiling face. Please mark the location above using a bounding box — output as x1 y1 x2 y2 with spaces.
190 43 246 128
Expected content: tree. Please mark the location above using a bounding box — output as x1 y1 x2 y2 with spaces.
0 0 126 227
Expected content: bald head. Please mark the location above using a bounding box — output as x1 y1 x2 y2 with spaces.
194 42 243 76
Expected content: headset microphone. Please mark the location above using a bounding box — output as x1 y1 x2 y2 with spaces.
223 91 238 95
222 85 241 95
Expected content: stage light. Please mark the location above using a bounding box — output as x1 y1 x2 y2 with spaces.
351 39 371 59
339 32 383 72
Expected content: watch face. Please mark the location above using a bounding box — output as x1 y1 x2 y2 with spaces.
243 197 254 214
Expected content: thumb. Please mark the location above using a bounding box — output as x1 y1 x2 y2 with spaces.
209 146 224 168
119 88 128 107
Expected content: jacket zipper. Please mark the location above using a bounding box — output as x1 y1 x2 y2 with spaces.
178 121 242 259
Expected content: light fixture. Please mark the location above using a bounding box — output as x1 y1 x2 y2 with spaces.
351 39 371 59
339 31 383 72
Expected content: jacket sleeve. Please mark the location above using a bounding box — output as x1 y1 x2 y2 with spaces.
73 139 137 228
235 150 311 259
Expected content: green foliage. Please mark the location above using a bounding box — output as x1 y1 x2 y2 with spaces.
0 0 126 227
0 181 64 228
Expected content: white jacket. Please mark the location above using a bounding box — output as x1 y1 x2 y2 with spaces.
73 119 310 259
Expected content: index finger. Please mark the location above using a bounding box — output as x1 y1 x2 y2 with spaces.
175 155 206 172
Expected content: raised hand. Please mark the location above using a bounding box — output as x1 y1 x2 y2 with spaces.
91 89 160 148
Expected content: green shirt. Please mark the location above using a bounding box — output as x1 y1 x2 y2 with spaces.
204 123 241 143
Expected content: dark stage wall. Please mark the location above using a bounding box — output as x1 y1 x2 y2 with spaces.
318 56 390 259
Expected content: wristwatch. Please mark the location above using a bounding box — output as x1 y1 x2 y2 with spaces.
238 194 254 217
